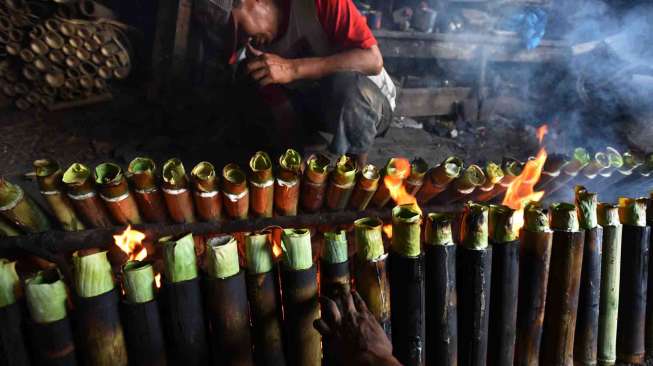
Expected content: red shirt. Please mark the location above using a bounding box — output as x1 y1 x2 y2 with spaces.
313 0 378 50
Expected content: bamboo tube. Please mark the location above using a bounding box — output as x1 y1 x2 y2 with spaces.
515 203 552 366
573 187 602 366
405 158 428 195
424 213 457 366
647 195 653 362
158 233 209 365
487 205 519 366
348 164 380 210
275 149 302 216
0 217 20 237
597 204 621 366
458 203 492 366
0 178 50 233
326 155 357 211
300 154 330 213
473 158 524 203
162 158 196 223
416 157 463 204
541 203 585 366
127 157 168 223
204 236 254 366
245 232 286 366
222 163 249 220
121 261 166 366
435 164 486 204
616 198 649 364
0 259 29 366
190 162 222 222
471 161 504 202
34 159 85 231
94 162 142 225
248 151 274 218
280 229 321 366
62 163 112 228
25 269 77 366
72 251 128 366
544 148 591 196
371 158 411 208
534 154 567 191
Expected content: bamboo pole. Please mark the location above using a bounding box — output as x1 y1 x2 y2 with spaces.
127 157 169 223
190 162 222 222
0 259 29 366
33 159 85 231
533 154 567 192
62 163 113 228
162 159 196 223
471 162 504 202
597 204 621 366
0 178 51 233
542 148 591 196
300 154 330 213
325 156 357 211
275 149 302 216
372 158 411 209
473 158 524 203
405 158 428 196
416 156 462 204
435 164 486 204
647 195 653 363
348 164 380 211
94 162 143 225
222 164 249 220
248 152 274 218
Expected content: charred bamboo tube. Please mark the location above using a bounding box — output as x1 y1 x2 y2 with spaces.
326 156 357 211
0 218 20 237
371 158 411 208
348 164 380 211
597 204 622 366
158 233 209 365
62 163 112 228
222 164 249 220
543 148 591 196
474 158 523 203
280 229 321 366
245 232 286 366
72 251 128 366
599 147 623 181
534 154 569 192
616 198 649 364
458 203 492 366
435 164 486 204
616 153 653 189
648 195 653 361
300 154 330 213
127 157 168 223
25 268 77 366
0 259 29 366
34 159 85 231
574 187 602 366
541 203 585 366
353 217 392 336
275 149 302 216
574 152 610 190
487 205 519 366
416 157 463 204
248 152 274 218
121 261 166 366
471 161 504 202
0 178 50 233
405 158 428 196
515 203 552 366
320 230 350 366
424 213 457 366
94 163 142 225
204 236 254 366
190 162 222 222
162 158 196 223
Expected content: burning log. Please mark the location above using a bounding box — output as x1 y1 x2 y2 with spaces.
474 158 524 203
33 159 85 231
416 157 462 204
280 229 321 366
325 156 357 211
348 164 380 211
372 158 410 209
248 152 274 218
487 205 519 366
127 158 169 223
222 164 249 220
158 233 209 365
597 204 622 366
616 198 649 364
204 236 254 366
121 261 167 366
275 149 302 216
515 203 552 366
245 232 286 366
573 187 602 366
434 164 486 204
190 162 222 222
353 217 392 336
0 178 51 233
458 203 492 366
162 159 196 223
0 259 29 366
300 154 330 213
541 203 585 366
62 163 113 228
25 268 77 365
71 250 128 366
424 213 457 366
405 158 428 196
470 161 504 202
94 163 143 225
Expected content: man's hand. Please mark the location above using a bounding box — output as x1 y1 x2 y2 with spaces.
245 44 298 87
314 290 402 366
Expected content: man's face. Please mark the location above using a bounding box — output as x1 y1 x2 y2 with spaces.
233 0 280 46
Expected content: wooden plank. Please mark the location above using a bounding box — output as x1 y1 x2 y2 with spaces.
395 87 472 117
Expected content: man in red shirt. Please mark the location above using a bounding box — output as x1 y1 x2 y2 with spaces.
197 0 396 166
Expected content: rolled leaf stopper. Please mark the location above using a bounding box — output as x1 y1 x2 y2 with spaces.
281 229 313 271
408 158 428 182
122 261 155 304
549 203 580 232
162 158 189 189
456 165 486 191
249 151 273 183
159 233 198 283
425 212 453 246
322 230 348 264
191 161 218 192
205 235 240 279
391 203 422 257
354 217 385 261
524 202 550 233
461 202 489 250
618 197 647 227
489 204 519 243
332 155 357 186
575 186 598 229
279 149 302 181
72 250 114 298
502 158 525 178
305 154 330 184
0 259 19 307
25 269 68 324
127 157 158 190
245 232 274 274
598 203 621 227
33 159 63 191
94 162 123 186
62 163 91 187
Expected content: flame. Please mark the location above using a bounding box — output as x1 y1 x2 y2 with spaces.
154 273 161 289
272 242 282 259
113 225 148 261
384 158 422 215
383 224 393 239
536 124 548 144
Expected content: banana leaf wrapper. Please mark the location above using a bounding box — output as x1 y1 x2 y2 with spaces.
300 154 330 213
34 159 85 231
0 260 19 309
249 151 274 218
246 269 286 366
597 207 621 365
371 158 411 209
122 261 155 305
276 149 302 216
473 157 523 203
0 178 51 233
416 157 463 204
72 251 114 298
435 164 486 204
191 162 222 222
95 163 143 225
63 163 113 228
121 299 167 366
471 161 504 201
127 157 169 223
159 233 199 284
222 164 249 220
404 158 428 196
348 164 380 211
162 158 196 223
325 155 357 211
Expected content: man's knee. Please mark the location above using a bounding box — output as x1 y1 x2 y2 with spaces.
323 72 385 107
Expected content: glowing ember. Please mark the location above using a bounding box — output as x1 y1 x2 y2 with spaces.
383 224 393 239
154 273 162 289
384 158 422 215
113 225 148 261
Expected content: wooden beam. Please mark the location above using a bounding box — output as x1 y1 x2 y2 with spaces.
395 87 472 117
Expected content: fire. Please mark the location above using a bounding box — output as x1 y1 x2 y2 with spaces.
536 124 548 144
383 224 393 239
154 273 162 289
384 158 422 215
113 225 148 261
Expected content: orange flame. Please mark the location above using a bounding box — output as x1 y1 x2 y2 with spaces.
154 273 162 289
384 158 422 215
383 224 393 239
113 225 148 261
536 124 548 144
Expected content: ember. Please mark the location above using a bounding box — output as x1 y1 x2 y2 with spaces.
113 225 147 261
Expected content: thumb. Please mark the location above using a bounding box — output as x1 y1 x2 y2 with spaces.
246 43 264 57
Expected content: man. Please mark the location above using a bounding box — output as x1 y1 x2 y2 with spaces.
196 0 396 166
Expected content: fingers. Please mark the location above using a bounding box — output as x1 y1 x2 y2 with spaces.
246 42 264 57
352 290 370 314
313 319 333 337
319 296 342 327
245 59 266 74
260 76 275 87
342 290 358 319
250 68 268 81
